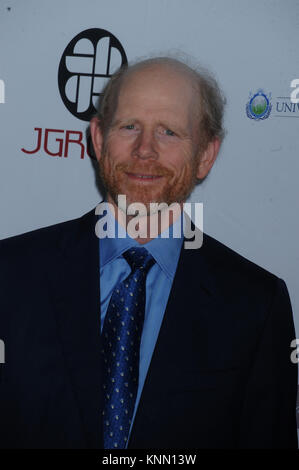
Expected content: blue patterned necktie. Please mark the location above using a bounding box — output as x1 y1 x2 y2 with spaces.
101 246 155 449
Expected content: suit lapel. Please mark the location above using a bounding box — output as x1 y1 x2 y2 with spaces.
128 224 222 447
49 208 103 448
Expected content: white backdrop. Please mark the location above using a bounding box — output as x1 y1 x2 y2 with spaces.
1 0 299 429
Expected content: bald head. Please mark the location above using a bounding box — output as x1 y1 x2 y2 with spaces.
121 57 199 93
96 56 225 155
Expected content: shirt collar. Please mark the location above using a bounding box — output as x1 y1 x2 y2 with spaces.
99 203 184 280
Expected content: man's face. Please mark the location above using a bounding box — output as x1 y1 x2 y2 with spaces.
96 65 203 213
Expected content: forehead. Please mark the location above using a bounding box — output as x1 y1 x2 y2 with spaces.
115 65 197 124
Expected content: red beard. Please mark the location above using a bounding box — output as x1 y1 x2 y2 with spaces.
98 152 199 213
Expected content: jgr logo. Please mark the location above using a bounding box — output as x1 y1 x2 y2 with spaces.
58 28 127 121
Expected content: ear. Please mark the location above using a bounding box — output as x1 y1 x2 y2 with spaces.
196 137 221 180
90 116 104 163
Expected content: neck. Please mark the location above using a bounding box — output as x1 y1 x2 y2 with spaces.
107 195 184 244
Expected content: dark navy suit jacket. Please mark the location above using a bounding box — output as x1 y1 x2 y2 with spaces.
0 207 297 448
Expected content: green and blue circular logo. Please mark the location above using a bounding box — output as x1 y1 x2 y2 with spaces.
246 89 272 120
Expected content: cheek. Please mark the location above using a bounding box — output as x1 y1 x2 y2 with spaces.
164 145 194 172
106 138 132 164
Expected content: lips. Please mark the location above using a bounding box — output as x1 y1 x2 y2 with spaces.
126 172 163 181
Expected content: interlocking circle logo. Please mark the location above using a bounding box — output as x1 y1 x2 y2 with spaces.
58 28 127 121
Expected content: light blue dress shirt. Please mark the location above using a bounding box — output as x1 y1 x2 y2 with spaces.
99 204 184 442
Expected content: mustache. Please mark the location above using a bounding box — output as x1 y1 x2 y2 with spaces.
114 162 174 177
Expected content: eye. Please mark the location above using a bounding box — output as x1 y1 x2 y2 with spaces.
124 124 135 130
165 129 175 136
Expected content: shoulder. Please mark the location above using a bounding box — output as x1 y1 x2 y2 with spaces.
192 231 286 304
202 232 275 279
0 207 96 266
183 213 281 293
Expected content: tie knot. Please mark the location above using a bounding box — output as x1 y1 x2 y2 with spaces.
123 247 155 274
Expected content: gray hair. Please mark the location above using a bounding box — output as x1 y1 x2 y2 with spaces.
95 54 226 153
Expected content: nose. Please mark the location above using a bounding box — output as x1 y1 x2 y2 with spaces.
132 129 158 160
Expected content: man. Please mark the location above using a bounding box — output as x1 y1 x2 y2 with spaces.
0 57 297 449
